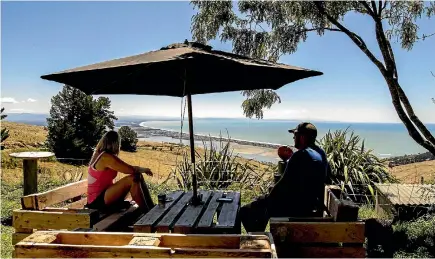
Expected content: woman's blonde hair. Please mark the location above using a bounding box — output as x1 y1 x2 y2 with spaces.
90 130 120 165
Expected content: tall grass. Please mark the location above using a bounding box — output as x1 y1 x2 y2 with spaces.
319 127 398 204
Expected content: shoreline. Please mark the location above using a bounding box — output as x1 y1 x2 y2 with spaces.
130 125 286 150
126 124 435 166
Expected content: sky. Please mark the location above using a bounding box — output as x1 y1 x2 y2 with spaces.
1 1 434 123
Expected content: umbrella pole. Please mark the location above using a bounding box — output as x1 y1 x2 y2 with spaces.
187 93 201 205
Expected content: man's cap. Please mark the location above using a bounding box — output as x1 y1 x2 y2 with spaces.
288 122 317 138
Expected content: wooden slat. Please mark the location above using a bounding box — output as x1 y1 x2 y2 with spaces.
134 191 184 232
216 192 241 231
57 232 135 246
327 188 359 222
128 236 161 246
12 209 96 230
66 198 87 209
20 180 87 210
270 221 365 243
173 191 212 234
12 233 33 245
92 204 140 231
159 234 241 248
197 191 223 229
173 248 272 258
271 216 333 222
13 244 173 258
155 192 193 232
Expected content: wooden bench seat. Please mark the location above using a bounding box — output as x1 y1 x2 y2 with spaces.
269 185 366 258
12 179 141 245
13 231 277 258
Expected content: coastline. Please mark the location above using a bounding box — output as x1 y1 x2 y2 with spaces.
131 125 285 149
127 124 435 166
128 125 285 163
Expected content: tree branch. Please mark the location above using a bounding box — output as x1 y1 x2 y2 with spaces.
314 2 388 76
358 1 377 18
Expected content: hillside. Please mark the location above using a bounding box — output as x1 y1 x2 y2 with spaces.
1 121 433 183
0 121 270 184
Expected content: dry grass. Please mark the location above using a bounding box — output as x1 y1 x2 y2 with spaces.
389 160 435 184
0 122 269 186
1 121 47 149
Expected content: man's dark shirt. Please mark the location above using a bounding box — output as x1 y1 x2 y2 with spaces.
267 145 329 217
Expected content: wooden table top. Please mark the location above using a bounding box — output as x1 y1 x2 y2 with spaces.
134 190 241 234
9 151 54 159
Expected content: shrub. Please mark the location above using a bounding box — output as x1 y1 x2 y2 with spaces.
319 127 398 204
165 133 274 194
118 126 138 152
391 215 435 258
46 86 117 161
1 107 9 149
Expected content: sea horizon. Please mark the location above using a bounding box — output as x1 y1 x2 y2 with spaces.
5 113 435 159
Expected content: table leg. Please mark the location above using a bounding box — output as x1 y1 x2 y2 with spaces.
23 159 38 196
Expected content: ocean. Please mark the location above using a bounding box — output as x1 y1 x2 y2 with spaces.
6 113 435 159
139 118 435 158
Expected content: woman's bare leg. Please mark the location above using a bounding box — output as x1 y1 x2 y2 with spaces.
104 175 148 211
137 174 155 208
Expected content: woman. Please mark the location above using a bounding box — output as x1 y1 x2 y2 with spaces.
86 130 155 213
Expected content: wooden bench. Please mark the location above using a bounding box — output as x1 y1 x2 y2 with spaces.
12 179 142 245
269 185 366 258
13 230 277 258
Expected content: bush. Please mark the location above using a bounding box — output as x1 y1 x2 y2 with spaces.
118 126 138 152
391 215 435 258
165 134 274 194
319 127 398 204
46 86 117 161
1 107 9 149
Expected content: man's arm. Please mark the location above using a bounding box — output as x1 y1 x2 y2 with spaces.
268 151 305 201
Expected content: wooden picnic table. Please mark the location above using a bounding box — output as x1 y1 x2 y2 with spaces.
133 190 241 234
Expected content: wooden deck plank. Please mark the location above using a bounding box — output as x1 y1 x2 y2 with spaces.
12 209 97 230
197 191 223 229
155 192 193 232
133 191 184 233
173 190 213 234
20 180 87 210
173 248 272 258
92 204 140 231
270 221 365 243
159 234 241 248
216 192 241 231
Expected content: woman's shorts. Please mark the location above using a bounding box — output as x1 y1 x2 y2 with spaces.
86 190 107 210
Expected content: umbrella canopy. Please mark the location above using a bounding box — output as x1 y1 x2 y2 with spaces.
41 41 322 96
41 41 323 205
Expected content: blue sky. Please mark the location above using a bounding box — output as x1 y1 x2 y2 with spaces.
1 1 434 123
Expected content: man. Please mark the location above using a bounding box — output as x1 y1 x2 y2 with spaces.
240 122 331 232
267 122 331 217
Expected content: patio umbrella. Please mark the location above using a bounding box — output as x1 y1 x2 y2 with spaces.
41 41 323 205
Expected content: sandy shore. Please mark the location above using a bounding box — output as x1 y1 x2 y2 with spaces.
131 125 286 163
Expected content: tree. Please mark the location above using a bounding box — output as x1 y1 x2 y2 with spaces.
118 126 138 152
191 1 435 155
1 107 9 149
46 85 117 161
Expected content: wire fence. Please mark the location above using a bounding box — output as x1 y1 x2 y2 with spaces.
29 156 435 209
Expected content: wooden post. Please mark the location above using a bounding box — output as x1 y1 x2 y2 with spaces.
420 176 424 184
10 152 54 196
23 159 38 196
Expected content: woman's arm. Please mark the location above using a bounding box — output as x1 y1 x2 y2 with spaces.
100 153 153 176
